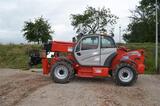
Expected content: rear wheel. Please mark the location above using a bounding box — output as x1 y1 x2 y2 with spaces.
50 61 74 83
113 63 137 86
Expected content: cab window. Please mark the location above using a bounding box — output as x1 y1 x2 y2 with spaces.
81 36 99 50
75 43 80 52
101 36 115 48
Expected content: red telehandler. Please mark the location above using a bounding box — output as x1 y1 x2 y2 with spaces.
31 34 145 86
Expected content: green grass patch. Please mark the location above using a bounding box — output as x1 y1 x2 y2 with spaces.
0 44 41 69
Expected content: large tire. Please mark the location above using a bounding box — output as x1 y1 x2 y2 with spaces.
50 61 74 84
113 63 138 86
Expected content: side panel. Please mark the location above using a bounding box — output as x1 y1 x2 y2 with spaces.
77 66 110 77
51 41 75 52
101 49 117 66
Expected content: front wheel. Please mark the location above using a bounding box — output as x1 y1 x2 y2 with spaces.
113 63 138 86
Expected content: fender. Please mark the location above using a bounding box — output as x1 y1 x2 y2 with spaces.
56 56 74 65
120 55 137 66
116 56 138 72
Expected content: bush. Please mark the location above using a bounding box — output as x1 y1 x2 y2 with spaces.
0 44 41 69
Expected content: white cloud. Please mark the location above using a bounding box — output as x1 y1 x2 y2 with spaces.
0 0 140 44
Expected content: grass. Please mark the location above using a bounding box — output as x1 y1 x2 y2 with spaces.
0 43 159 74
0 44 41 69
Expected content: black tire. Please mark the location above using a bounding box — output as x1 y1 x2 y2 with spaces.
113 63 138 86
50 61 74 84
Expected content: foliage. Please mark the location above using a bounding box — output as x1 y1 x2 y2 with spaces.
71 6 118 35
22 17 53 44
123 0 160 43
0 44 41 69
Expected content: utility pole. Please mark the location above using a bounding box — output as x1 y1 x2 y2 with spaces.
155 0 159 73
119 26 121 43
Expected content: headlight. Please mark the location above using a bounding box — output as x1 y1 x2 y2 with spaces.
120 56 129 61
128 51 141 57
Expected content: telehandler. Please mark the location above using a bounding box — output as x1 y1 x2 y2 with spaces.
34 34 145 86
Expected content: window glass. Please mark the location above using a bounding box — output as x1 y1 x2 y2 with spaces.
101 36 115 48
81 36 99 50
75 43 80 52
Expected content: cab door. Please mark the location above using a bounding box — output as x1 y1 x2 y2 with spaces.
74 36 100 66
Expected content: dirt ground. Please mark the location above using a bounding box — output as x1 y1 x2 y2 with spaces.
0 69 160 106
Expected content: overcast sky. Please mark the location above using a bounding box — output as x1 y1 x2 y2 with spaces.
0 0 140 44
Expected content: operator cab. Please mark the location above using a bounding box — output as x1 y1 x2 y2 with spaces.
74 34 117 66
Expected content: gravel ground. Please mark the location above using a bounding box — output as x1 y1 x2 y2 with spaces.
0 69 51 106
0 69 160 106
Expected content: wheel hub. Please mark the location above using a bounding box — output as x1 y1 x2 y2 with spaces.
118 67 133 83
54 65 68 79
59 70 64 75
123 72 128 78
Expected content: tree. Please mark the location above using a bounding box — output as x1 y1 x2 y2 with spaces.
123 0 160 43
70 6 118 35
22 17 53 44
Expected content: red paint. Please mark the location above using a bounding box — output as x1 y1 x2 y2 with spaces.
51 41 75 52
76 66 109 77
137 64 145 74
42 58 49 74
92 67 109 77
